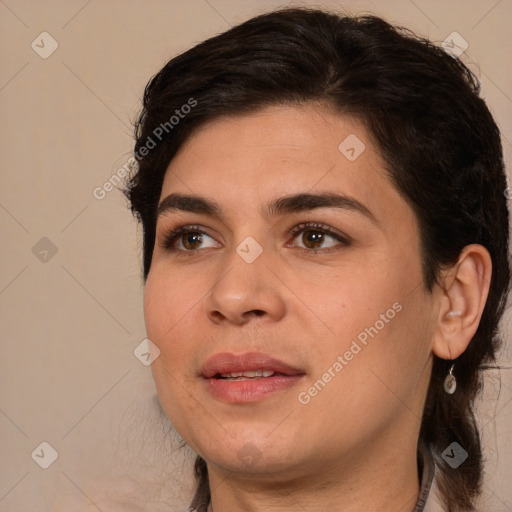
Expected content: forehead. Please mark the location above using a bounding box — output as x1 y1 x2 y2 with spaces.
159 104 410 227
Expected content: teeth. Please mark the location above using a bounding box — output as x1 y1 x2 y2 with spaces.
244 370 262 378
219 370 276 379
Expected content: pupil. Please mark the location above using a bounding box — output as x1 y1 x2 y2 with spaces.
303 230 323 248
183 233 202 249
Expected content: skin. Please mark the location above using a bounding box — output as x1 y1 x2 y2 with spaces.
144 104 492 511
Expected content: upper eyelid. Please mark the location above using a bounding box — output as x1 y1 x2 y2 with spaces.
289 222 351 243
159 222 346 237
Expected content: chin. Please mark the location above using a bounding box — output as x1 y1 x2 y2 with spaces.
207 448 298 476
196 428 303 472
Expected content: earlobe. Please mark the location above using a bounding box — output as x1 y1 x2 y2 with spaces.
432 244 492 361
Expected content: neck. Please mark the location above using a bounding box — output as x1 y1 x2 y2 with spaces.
206 432 422 512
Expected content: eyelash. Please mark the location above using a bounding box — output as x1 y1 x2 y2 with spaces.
160 222 351 253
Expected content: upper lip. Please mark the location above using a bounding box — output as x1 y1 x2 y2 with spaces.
201 352 305 378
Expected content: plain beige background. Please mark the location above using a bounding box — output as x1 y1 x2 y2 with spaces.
1 1 511 510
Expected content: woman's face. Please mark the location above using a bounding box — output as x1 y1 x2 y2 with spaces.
144 104 438 478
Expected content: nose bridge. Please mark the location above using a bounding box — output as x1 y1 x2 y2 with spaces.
204 242 286 324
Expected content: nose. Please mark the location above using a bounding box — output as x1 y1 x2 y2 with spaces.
204 253 286 325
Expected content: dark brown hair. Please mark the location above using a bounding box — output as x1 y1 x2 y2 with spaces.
124 8 510 511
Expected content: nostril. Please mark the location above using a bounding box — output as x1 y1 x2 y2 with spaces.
248 309 265 317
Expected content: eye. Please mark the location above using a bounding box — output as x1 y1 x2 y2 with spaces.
160 223 349 253
161 225 220 252
288 223 350 250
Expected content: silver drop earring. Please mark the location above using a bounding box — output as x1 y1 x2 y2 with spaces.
444 363 456 394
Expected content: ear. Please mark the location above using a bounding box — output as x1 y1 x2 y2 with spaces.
432 244 492 360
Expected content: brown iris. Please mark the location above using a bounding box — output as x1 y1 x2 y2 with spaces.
182 232 203 250
301 230 325 249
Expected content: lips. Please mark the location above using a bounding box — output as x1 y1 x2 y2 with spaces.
201 352 304 379
201 352 305 403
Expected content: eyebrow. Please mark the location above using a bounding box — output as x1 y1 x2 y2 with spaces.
157 192 379 225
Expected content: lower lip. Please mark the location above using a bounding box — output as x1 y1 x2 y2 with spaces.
204 374 304 403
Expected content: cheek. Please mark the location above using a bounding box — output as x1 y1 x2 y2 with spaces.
144 272 205 431
143 275 169 343
143 268 204 383
299 251 430 393
289 259 400 346
321 286 432 410
144 266 201 343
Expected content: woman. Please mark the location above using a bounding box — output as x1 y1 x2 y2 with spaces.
124 8 509 512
